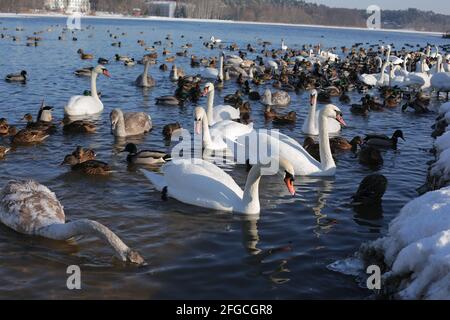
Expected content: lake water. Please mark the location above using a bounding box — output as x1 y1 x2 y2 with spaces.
0 16 448 299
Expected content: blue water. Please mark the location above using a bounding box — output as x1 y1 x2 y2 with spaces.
0 16 447 299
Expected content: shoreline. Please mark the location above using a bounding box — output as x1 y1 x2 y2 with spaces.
0 12 444 37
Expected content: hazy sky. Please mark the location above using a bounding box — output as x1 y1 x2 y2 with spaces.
310 0 450 15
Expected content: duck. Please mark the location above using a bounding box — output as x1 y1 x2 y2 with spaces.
302 89 342 135
98 57 109 65
115 54 130 61
21 112 56 135
261 89 290 107
65 65 110 116
364 130 405 149
140 156 295 214
330 136 363 152
0 180 144 264
159 64 168 71
358 145 384 167
62 118 96 134
120 143 170 165
124 58 136 67
135 56 156 88
352 174 388 205
11 127 50 145
264 106 296 124
77 49 93 60
5 70 27 82
350 102 370 116
61 155 113 175
74 67 93 77
0 146 10 158
156 95 181 106
0 118 17 136
110 108 152 138
162 122 182 140
70 146 96 162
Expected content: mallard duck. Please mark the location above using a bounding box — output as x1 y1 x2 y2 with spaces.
74 67 92 77
358 145 383 167
224 90 243 105
120 143 170 165
98 57 109 65
71 146 96 163
21 113 56 134
264 106 296 124
0 118 17 136
303 137 321 161
61 155 112 175
339 92 351 104
364 130 405 149
350 103 370 116
77 49 93 60
330 136 363 152
384 94 401 108
159 64 168 71
124 58 136 67
12 128 49 144
5 70 27 82
352 174 388 205
62 119 96 134
156 95 181 106
162 122 182 140
0 146 10 158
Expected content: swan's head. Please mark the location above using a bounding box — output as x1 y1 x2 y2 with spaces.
110 108 123 132
93 65 111 78
193 107 206 134
278 158 296 196
309 89 318 106
202 82 214 96
322 104 346 127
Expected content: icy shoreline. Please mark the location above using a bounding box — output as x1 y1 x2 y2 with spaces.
0 12 443 37
330 101 450 300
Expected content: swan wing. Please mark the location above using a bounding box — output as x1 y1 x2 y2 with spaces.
124 112 152 135
65 95 103 116
213 105 240 123
210 120 253 143
150 160 244 211
0 180 65 235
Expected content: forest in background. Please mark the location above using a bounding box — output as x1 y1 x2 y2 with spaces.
0 0 449 32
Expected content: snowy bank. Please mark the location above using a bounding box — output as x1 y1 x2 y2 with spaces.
330 187 450 300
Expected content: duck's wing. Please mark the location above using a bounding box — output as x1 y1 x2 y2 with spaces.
364 133 389 141
138 150 168 159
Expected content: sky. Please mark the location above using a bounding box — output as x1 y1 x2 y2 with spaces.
309 0 450 15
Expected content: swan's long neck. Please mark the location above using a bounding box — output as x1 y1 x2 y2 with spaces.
378 62 389 86
305 96 317 133
38 219 132 261
249 67 254 79
114 110 127 137
143 61 150 87
403 56 408 73
218 55 224 81
242 164 262 214
201 113 213 146
90 72 99 101
318 111 335 171
206 88 215 125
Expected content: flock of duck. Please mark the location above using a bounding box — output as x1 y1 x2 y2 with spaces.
1 22 449 265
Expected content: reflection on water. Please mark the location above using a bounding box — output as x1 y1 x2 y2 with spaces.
0 16 444 299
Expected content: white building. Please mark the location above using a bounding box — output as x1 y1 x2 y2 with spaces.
45 0 91 14
146 1 177 18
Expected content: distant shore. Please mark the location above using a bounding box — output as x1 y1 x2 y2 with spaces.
0 12 444 37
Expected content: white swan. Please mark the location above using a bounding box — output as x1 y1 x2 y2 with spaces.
194 107 253 151
358 60 390 87
302 89 341 135
210 36 222 44
202 82 239 125
405 53 430 90
0 180 144 264
245 104 346 177
65 65 110 116
281 39 288 51
202 54 224 80
431 55 450 97
140 157 295 214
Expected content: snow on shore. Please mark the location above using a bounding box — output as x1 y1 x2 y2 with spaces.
330 187 450 300
0 12 444 37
